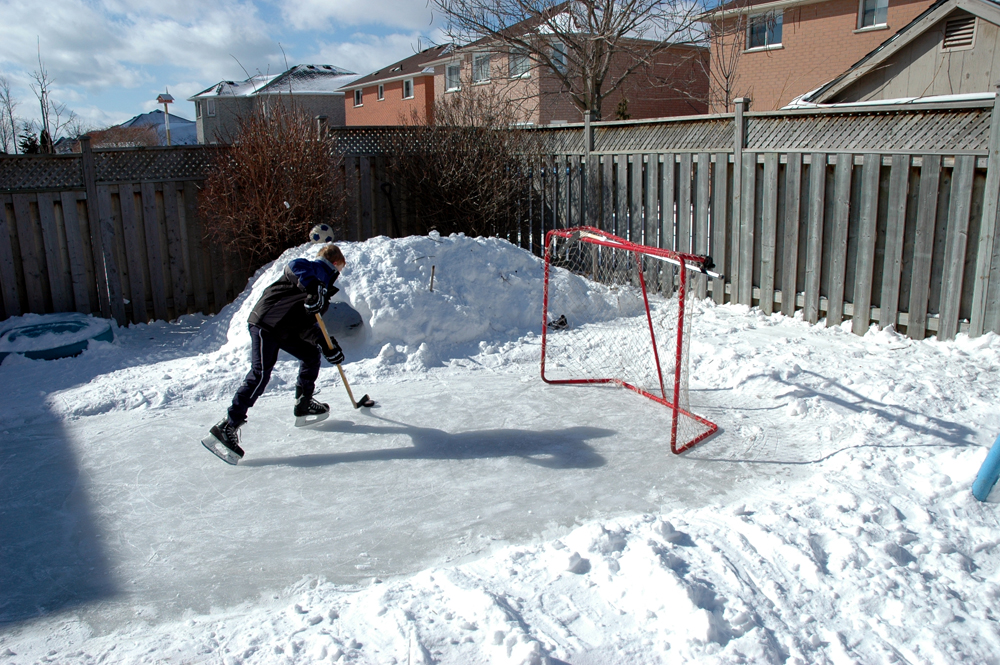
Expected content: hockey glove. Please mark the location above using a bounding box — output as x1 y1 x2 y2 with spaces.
323 338 345 365
304 285 327 314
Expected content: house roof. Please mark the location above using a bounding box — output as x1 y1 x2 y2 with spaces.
339 45 453 91
121 109 194 128
188 65 358 101
803 0 1000 103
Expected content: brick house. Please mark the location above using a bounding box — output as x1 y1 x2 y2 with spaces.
340 45 452 126
188 65 359 144
702 0 936 112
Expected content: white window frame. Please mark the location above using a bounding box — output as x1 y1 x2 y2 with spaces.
551 42 567 73
195 101 202 118
857 0 889 30
509 48 530 78
377 84 384 101
206 99 216 117
403 78 414 99
353 89 363 107
746 11 783 50
446 64 461 91
472 53 491 83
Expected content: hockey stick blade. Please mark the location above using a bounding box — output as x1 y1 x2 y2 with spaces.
355 394 375 408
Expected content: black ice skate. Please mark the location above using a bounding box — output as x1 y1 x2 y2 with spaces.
294 386 330 427
201 418 245 465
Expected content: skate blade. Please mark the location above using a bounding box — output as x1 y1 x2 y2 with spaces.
201 435 241 465
295 411 330 427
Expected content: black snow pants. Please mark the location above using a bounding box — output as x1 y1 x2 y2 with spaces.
228 324 321 425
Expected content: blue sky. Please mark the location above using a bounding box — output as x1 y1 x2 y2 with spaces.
0 0 444 132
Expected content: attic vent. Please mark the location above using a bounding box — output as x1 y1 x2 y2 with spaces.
943 15 976 49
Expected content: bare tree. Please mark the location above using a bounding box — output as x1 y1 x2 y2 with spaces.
0 75 19 153
701 0 783 112
431 0 705 120
29 43 77 152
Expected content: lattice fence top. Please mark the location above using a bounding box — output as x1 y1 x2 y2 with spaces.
0 154 85 191
94 146 218 182
746 107 992 153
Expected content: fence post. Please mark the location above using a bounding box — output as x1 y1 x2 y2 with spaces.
731 97 749 304
970 86 1000 337
316 115 328 140
584 111 598 228
80 136 126 325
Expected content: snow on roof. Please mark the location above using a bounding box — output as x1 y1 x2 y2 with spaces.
341 45 451 90
187 66 359 101
785 91 996 109
120 109 194 128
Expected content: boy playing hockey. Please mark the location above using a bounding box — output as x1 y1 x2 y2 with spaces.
202 244 347 464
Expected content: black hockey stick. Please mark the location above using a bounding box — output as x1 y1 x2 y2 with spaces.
315 313 374 408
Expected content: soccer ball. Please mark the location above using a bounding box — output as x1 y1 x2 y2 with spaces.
309 224 335 244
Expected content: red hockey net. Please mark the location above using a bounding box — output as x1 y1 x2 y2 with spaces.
541 227 718 454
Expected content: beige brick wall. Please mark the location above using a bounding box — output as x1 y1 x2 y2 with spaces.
709 0 933 111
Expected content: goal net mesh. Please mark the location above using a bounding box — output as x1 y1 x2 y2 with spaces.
541 227 717 454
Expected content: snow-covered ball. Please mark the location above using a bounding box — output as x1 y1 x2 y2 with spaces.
309 223 335 244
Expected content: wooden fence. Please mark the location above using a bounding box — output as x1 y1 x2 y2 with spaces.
0 139 248 325
4 99 1000 341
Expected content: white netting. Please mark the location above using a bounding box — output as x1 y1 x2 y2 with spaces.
541 229 716 453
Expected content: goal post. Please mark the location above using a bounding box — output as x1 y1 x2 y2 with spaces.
541 226 719 454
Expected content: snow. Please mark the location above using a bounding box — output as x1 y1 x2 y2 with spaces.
1 233 1000 664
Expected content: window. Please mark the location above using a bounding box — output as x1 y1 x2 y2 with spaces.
377 84 384 101
551 42 567 73
509 48 530 77
446 64 461 91
747 11 782 49
354 89 363 107
195 101 201 118
473 53 491 83
403 78 414 99
206 99 216 117
942 15 976 50
858 0 889 29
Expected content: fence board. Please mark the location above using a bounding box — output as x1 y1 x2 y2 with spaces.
938 155 975 340
12 194 46 313
0 195 20 317
826 154 854 327
183 181 210 313
660 154 675 250
59 192 91 313
570 156 582 227
359 156 373 240
852 153 881 334
645 154 659 249
712 153 729 304
601 155 614 233
630 154 643 243
694 152 711 299
759 153 779 314
586 154 600 235
907 155 942 339
615 155 628 239
140 182 169 321
678 154 693 255
738 153 756 305
163 183 188 316
804 153 827 323
118 184 148 323
37 192 73 312
95 185 127 325
781 153 802 316
879 155 910 329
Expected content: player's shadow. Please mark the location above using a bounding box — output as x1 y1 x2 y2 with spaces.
240 416 610 469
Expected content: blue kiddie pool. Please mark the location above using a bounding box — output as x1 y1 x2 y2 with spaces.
0 313 114 363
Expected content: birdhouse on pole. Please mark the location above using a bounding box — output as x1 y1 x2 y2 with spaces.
156 91 174 146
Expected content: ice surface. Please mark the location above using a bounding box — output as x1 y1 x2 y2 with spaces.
1 234 999 664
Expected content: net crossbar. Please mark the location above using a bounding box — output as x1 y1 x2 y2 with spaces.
541 226 718 454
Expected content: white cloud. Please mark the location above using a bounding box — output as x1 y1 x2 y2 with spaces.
305 32 442 78
279 0 434 32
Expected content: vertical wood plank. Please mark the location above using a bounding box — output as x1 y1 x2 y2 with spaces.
630 153 643 242
970 89 1000 336
616 155 628 239
586 153 600 229
95 184 126 324
804 154 827 324
80 137 117 321
738 152 756 306
36 192 73 312
851 153 881 334
826 154 853 327
712 153 729 304
183 181 210 313
118 184 148 323
140 182 169 321
759 153 779 314
781 153 802 316
163 183 188 316
60 192 92 313
359 156 373 240
570 156 582 227
12 193 47 313
879 155 910 330
694 152 711 299
645 154 659 248
0 196 21 317
660 154 675 250
678 153 693 255
907 154 942 339
938 155 976 340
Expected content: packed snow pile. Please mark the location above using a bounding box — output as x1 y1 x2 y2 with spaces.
1 233 999 664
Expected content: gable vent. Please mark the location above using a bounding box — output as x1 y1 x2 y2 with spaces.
943 16 976 49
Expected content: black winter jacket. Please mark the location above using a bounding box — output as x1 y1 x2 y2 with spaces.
248 258 340 344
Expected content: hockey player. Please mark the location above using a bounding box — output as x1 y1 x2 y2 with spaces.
202 244 347 464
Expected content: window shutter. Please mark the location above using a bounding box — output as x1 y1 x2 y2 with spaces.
943 16 976 49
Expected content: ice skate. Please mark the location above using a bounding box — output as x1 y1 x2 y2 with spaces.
294 386 330 427
201 418 245 465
